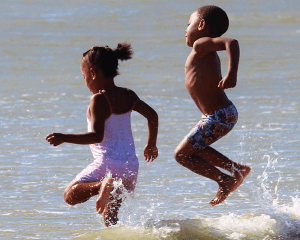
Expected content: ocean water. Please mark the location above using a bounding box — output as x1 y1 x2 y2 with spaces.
0 0 299 239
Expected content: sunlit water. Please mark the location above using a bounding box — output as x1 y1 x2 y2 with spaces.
0 0 299 239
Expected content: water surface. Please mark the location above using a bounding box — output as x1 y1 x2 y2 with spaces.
0 0 299 239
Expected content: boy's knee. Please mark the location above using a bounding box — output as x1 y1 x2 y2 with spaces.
174 148 185 163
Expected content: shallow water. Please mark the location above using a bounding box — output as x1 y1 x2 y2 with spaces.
0 0 299 239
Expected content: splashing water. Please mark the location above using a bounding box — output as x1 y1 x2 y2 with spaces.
256 154 282 213
73 150 300 240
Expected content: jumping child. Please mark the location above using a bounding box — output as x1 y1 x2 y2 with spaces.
46 43 158 226
174 5 251 206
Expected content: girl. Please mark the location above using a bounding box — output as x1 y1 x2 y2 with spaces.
46 43 159 227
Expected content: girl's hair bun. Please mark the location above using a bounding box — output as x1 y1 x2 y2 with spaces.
114 43 133 61
82 43 133 78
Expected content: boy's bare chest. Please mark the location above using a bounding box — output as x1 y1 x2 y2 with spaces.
185 52 221 85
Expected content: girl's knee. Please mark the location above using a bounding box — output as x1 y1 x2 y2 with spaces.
63 185 78 206
63 189 75 205
63 179 80 205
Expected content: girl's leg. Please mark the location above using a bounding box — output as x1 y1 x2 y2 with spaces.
64 177 122 227
102 198 122 227
96 177 113 214
63 178 102 205
96 177 123 227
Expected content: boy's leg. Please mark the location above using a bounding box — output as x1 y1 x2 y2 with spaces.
174 138 250 206
175 138 232 182
194 145 251 181
63 178 102 205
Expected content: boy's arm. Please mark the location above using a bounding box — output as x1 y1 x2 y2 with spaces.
193 37 240 89
46 94 107 146
133 100 158 162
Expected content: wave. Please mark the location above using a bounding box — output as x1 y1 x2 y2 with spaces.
73 199 300 240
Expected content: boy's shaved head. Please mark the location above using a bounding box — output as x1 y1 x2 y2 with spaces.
197 5 229 37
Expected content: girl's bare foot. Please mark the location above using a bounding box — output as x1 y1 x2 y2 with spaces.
96 178 113 214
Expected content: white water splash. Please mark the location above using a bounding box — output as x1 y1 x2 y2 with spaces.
256 154 282 213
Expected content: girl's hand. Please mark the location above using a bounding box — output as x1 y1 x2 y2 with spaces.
46 133 65 146
143 145 158 162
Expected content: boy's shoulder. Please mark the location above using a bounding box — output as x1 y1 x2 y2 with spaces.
192 37 216 56
192 37 237 57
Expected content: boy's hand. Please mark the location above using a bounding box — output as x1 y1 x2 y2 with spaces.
46 133 65 146
143 145 158 162
218 73 237 89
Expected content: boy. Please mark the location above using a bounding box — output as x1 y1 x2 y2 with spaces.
174 5 251 206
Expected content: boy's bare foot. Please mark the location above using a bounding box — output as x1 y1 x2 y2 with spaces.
96 178 113 214
232 165 251 192
209 165 251 206
209 176 236 206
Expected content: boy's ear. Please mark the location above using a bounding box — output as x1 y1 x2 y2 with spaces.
198 19 205 31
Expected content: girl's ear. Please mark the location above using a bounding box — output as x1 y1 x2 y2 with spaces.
90 68 96 80
198 19 205 31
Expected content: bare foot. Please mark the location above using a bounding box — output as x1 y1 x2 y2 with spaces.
209 165 251 206
232 165 251 192
209 176 236 206
96 178 113 214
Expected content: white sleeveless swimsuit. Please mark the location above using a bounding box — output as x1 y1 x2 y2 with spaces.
76 104 139 194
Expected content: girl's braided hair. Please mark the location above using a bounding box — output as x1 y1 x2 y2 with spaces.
83 43 133 78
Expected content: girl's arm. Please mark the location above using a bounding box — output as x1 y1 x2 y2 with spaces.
193 37 240 89
46 93 109 146
133 100 158 162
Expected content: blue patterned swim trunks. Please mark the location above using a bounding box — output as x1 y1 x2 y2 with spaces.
186 102 238 150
